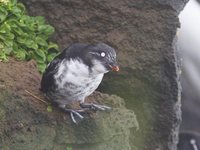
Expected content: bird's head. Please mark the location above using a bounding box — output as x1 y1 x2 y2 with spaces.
85 43 119 74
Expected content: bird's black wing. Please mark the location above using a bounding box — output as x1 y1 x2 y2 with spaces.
41 43 89 93
40 58 62 93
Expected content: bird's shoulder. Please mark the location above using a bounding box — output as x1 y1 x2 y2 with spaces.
57 43 89 60
40 57 62 92
47 58 61 72
41 43 90 92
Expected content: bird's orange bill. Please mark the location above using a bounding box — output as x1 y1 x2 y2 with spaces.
111 66 119 72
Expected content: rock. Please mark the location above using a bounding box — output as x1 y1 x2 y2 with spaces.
0 89 138 150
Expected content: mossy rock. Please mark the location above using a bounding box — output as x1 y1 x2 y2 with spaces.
0 89 138 150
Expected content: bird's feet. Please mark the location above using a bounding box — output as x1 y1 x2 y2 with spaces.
59 106 85 124
59 103 111 124
80 103 111 111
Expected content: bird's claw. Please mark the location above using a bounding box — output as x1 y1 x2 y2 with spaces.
60 108 85 124
60 103 111 124
70 110 84 124
90 104 111 111
80 103 111 111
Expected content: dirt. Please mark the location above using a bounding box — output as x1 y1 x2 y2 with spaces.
0 58 59 122
0 58 43 104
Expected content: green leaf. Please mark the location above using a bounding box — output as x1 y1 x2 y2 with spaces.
13 49 26 60
4 46 12 55
10 5 22 15
0 34 6 41
16 3 26 13
6 19 18 28
0 29 6 34
34 49 46 61
13 42 18 51
48 42 59 50
26 51 33 60
0 23 11 33
47 104 53 112
38 25 55 36
35 37 48 47
3 39 13 47
47 53 57 63
0 52 8 62
4 32 15 40
16 36 26 44
0 42 4 49
0 7 8 23
28 42 38 50
17 37 38 50
10 0 17 5
17 16 30 27
37 62 47 73
33 55 44 64
11 26 24 35
34 16 45 24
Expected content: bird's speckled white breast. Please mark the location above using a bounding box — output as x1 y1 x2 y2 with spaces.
53 59 104 104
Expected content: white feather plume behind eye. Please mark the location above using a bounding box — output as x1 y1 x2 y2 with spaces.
89 51 106 58
91 59 109 74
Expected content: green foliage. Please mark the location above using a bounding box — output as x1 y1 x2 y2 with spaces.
66 145 72 150
0 0 59 72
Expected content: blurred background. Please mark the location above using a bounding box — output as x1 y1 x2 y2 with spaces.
177 0 200 149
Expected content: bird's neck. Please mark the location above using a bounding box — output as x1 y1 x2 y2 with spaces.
90 60 109 75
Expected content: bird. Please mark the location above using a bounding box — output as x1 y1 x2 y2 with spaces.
41 43 119 123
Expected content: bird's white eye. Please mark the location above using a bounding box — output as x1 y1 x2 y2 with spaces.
100 52 106 57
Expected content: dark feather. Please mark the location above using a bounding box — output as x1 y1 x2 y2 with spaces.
40 58 61 93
